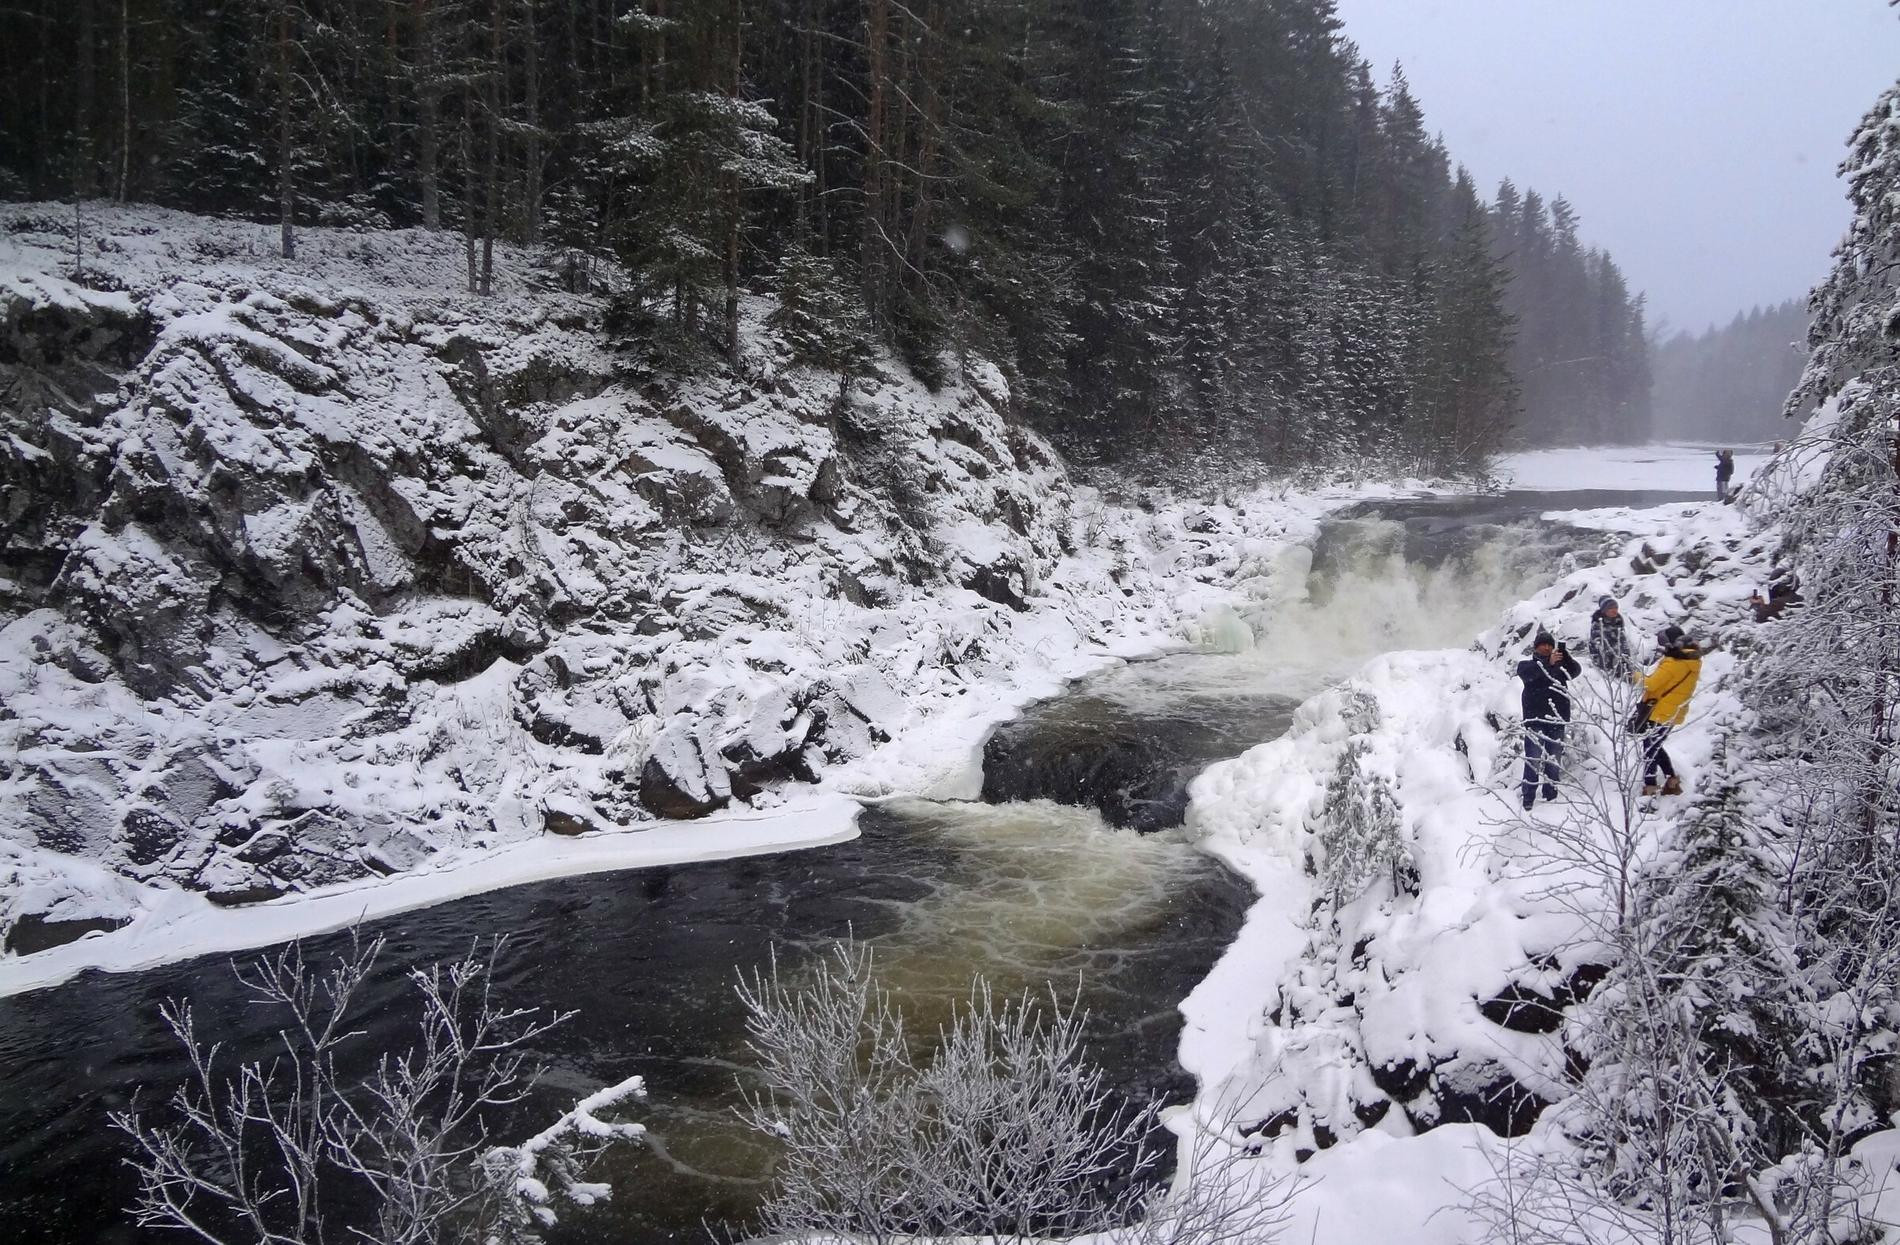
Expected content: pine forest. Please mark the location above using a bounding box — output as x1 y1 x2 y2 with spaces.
0 0 1656 474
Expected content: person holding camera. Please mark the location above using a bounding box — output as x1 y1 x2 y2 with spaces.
1517 631 1582 810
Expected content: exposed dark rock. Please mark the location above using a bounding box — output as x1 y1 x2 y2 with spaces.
1402 1093 1442 1131
234 828 291 863
206 881 291 907
4 911 133 955
528 704 610 754
639 753 730 820
1478 982 1566 1034
724 713 825 800
1352 1097 1392 1128
962 556 1029 612
1556 960 1612 1006
980 682 1297 831
1240 1107 1300 1141
1369 1056 1432 1101
543 808 598 836
1430 1058 1550 1138
119 806 188 867
23 751 119 856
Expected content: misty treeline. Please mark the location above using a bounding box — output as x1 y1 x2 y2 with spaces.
1651 299 1808 443
0 0 1648 473
1490 181 1653 448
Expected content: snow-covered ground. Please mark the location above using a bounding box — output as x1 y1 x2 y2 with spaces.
0 479 1370 995
1498 441 1770 494
1168 442 1863 1241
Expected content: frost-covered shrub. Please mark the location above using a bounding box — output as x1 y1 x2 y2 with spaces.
1336 685 1382 735
110 936 645 1245
1315 742 1409 902
737 942 1160 1242
767 245 872 371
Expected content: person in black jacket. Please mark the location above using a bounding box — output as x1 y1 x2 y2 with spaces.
1715 449 1735 501
1517 631 1581 810
1587 597 1633 677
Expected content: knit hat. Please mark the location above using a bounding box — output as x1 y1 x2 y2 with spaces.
1533 631 1556 649
1598 596 1618 611
1657 624 1688 648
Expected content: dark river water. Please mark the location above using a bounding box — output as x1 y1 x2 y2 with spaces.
0 489 1700 1245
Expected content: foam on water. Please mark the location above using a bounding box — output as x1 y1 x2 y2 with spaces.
863 798 1216 1014
1234 514 1591 697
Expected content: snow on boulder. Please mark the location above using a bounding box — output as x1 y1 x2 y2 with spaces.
638 716 733 819
0 203 1102 935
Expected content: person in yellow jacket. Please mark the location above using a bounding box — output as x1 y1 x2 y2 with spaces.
1637 624 1702 796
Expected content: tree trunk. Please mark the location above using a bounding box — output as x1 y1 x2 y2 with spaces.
724 0 743 363
116 0 130 201
463 99 479 292
385 1 404 178
903 0 945 304
861 0 888 322
75 0 96 199
481 0 502 295
796 0 816 241
276 0 295 260
417 0 440 230
1876 430 1900 847
523 0 541 245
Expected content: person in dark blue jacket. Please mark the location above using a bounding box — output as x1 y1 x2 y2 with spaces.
1517 631 1581 809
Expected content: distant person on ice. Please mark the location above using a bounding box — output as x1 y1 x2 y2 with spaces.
1517 631 1581 810
1635 624 1703 797
1715 449 1735 501
1587 596 1634 677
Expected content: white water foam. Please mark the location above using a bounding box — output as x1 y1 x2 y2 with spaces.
1233 516 1580 699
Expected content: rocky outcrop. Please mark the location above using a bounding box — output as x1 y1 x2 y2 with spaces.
0 206 1073 952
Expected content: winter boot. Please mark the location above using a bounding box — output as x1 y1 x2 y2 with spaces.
1640 783 1659 797
1661 775 1683 796
1541 784 1559 802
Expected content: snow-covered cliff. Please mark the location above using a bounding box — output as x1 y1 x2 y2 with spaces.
1 205 1112 952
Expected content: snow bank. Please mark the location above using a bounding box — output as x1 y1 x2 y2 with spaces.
1178 490 1792 1236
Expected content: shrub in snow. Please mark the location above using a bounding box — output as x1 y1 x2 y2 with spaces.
767 245 872 372
738 941 1299 1244
737 941 1161 1242
1314 742 1410 903
1336 685 1382 736
109 935 645 1245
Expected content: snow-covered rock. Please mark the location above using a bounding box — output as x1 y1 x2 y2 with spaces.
0 205 1092 949
1 204 1343 965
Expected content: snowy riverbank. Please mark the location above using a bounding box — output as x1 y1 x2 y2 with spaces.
7 202 1493 993
1174 443 1900 1241
0 470 1385 995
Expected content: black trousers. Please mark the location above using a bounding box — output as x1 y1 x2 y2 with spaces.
1642 724 1676 784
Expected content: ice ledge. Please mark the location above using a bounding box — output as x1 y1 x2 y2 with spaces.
0 792 860 999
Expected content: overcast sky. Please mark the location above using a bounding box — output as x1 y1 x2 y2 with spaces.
1330 0 1900 337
